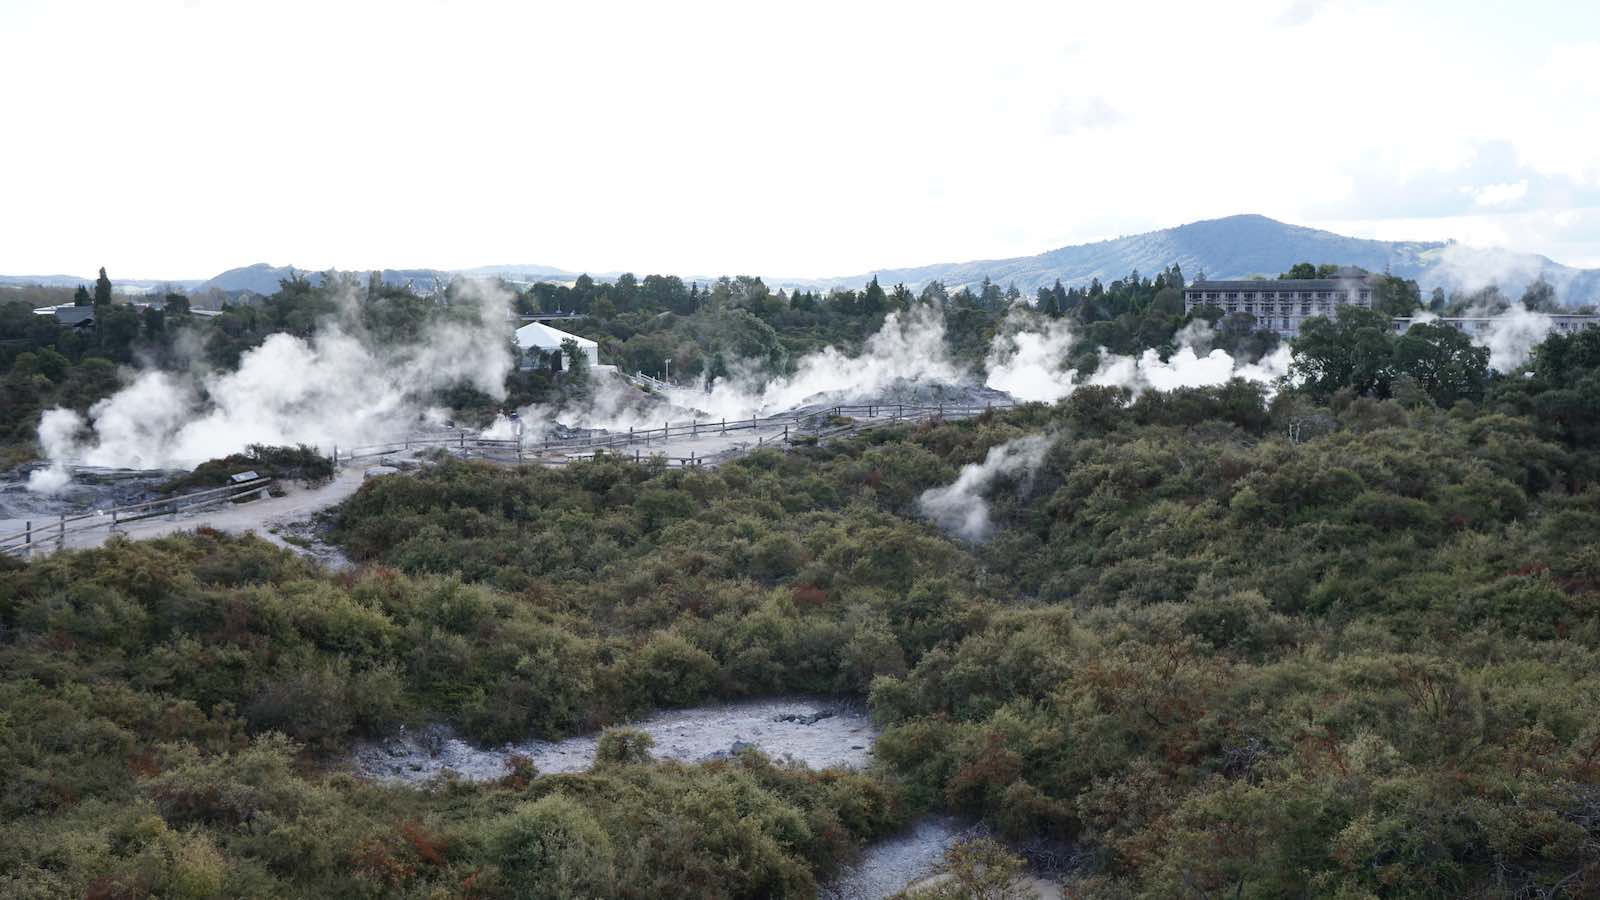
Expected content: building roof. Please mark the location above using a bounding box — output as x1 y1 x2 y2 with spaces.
1189 267 1377 292
1188 277 1374 292
53 306 97 325
514 321 597 352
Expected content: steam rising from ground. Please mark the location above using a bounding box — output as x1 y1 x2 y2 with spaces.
1476 305 1554 371
28 282 513 491
1408 303 1557 371
984 312 1292 402
984 317 1079 402
679 304 968 420
917 436 1051 541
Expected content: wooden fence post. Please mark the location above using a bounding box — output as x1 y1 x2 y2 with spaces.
57 513 65 550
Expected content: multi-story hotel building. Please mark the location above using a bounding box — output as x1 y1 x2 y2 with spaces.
1183 267 1376 337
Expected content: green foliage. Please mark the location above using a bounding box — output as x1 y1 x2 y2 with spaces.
890 837 1040 900
93 267 113 307
0 530 908 898
594 728 655 766
160 443 335 494
10 267 1600 896
1292 306 1490 406
490 795 616 899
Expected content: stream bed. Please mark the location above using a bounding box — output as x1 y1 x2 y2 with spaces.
352 697 877 783
820 816 977 899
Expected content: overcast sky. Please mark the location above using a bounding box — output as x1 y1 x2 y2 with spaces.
2 0 1597 280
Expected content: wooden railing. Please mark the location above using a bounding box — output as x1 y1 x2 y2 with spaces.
329 401 1018 469
0 477 274 557
519 402 1014 455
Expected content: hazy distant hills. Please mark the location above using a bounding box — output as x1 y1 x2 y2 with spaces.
802 215 1600 302
6 214 1596 304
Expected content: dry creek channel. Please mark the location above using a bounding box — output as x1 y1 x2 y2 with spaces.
351 697 1054 898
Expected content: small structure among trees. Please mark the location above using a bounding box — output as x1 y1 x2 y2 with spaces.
514 321 598 370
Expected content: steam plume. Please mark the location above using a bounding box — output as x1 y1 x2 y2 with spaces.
1476 304 1554 371
917 435 1051 541
29 280 513 489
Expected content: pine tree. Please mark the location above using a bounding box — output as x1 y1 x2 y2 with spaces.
93 267 113 306
73 285 92 306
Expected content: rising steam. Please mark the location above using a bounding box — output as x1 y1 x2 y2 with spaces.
984 311 1292 403
28 280 514 491
677 303 969 420
1475 305 1554 371
917 435 1052 541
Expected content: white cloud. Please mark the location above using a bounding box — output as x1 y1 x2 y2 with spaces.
0 0 1596 280
1468 181 1530 208
1048 97 1121 136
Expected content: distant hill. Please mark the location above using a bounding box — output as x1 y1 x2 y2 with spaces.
795 215 1600 304
6 215 1597 305
0 273 204 295
194 264 460 296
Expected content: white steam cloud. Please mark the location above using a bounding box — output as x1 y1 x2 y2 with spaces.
1476 305 1554 371
29 280 514 489
522 304 1297 436
984 316 1079 402
917 435 1051 541
679 303 969 420
983 311 1291 403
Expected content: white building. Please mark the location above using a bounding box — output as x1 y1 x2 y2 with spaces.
514 321 599 369
1392 315 1600 336
1184 267 1376 337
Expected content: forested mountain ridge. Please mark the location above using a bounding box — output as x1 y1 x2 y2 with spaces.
804 214 1600 301
8 215 1599 304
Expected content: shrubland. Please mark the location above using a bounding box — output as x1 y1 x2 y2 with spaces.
0 531 904 898
4 273 1600 897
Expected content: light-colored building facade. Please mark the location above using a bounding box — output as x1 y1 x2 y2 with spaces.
1184 267 1376 337
1392 315 1600 336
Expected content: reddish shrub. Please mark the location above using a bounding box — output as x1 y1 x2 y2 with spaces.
400 819 448 867
792 584 828 608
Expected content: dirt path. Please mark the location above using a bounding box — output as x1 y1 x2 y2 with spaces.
15 465 369 563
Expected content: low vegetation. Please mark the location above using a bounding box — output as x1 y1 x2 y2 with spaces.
4 273 1600 897
158 444 335 495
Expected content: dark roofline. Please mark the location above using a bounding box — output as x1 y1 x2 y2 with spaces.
1187 277 1374 291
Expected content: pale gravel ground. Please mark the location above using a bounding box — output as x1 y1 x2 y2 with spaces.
352 697 878 783
4 463 375 562
820 817 976 900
